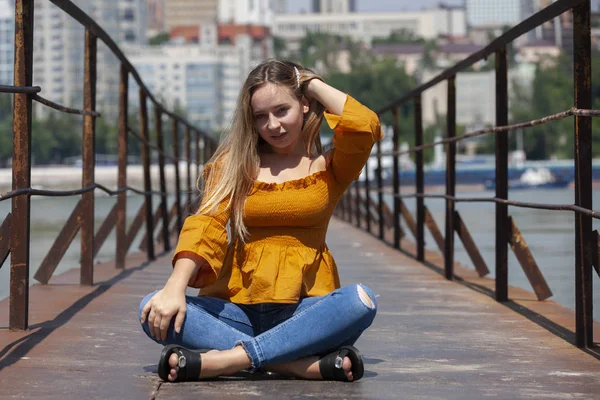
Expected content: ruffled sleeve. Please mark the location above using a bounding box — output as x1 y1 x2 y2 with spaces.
172 162 231 288
324 95 382 185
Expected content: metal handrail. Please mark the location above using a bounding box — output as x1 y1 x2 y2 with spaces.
336 0 596 350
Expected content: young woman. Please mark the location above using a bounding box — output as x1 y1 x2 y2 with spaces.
139 59 382 382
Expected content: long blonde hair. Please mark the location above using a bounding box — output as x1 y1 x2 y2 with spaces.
197 59 325 242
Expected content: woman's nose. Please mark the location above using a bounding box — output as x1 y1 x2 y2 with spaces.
268 114 280 130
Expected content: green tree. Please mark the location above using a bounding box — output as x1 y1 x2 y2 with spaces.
372 29 424 45
149 32 169 46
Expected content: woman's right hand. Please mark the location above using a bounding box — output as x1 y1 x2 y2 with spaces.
140 285 187 341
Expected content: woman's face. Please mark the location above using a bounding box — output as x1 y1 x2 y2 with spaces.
251 82 309 154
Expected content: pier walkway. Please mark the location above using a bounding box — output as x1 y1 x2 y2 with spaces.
1 219 599 400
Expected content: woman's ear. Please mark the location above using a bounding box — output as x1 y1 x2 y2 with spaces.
301 97 310 114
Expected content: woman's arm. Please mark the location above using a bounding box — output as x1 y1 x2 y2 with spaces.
304 79 346 116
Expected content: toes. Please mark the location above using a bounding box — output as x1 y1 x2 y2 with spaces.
168 354 179 381
343 356 353 381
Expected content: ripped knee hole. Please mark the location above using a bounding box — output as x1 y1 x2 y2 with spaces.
357 285 375 309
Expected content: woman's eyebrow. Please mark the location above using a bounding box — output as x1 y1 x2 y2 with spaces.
253 103 289 114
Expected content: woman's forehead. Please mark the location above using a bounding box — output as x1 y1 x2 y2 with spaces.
251 83 296 111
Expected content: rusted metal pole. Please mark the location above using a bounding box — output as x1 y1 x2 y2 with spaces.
377 140 384 240
155 108 170 252
444 76 456 280
185 125 192 214
415 94 425 261
139 89 154 260
354 179 360 228
573 0 593 348
10 0 34 330
495 47 509 301
115 64 128 269
171 119 183 233
80 29 97 284
392 107 401 249
365 157 371 233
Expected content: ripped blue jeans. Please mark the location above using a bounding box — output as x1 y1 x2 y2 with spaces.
139 284 377 369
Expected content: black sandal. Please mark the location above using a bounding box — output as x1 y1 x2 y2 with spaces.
158 344 207 382
318 345 364 382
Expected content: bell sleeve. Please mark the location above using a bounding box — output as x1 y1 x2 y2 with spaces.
172 162 230 288
324 95 383 186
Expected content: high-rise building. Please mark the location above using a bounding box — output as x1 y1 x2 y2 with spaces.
218 0 274 26
0 0 15 86
164 0 218 31
270 0 287 14
312 0 356 13
147 0 165 36
32 0 147 118
466 0 522 27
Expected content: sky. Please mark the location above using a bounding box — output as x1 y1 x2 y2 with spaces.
287 0 465 13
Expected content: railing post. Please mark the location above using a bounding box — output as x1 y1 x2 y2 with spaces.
115 64 128 269
185 125 192 213
392 107 401 249
139 89 154 260
573 0 593 349
81 29 96 284
10 0 34 330
377 140 384 240
155 108 170 252
495 47 509 301
195 131 200 198
444 76 456 280
354 179 360 228
365 156 371 233
171 118 183 233
415 94 425 262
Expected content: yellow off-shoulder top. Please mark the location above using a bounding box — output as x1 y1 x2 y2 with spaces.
173 95 382 304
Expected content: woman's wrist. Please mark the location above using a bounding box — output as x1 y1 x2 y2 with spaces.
304 78 325 101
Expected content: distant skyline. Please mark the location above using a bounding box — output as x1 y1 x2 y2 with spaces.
287 0 465 13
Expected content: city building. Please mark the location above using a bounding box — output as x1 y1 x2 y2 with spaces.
218 0 274 26
164 0 217 32
312 0 356 13
31 0 146 118
466 0 523 28
273 5 467 51
270 0 287 14
0 0 15 86
125 40 247 132
147 0 165 37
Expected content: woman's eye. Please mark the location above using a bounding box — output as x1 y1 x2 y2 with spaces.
254 114 265 120
277 107 288 115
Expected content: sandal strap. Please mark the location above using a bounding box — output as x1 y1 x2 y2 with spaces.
318 346 364 382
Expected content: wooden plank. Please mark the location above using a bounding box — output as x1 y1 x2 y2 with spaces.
139 206 163 252
34 200 83 284
424 206 445 254
0 213 12 269
508 216 553 301
93 202 118 259
399 199 417 239
454 211 490 277
156 202 178 245
125 203 147 255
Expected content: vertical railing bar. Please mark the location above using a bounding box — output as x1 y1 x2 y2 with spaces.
444 76 456 280
115 64 128 269
139 89 154 260
573 0 593 348
365 156 371 233
10 0 34 330
415 94 425 261
185 125 192 214
171 119 183 233
392 107 401 249
377 140 384 240
354 179 360 228
495 47 509 301
155 108 170 252
80 28 96 285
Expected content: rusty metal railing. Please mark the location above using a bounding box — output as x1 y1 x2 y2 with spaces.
334 0 597 349
0 0 217 330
